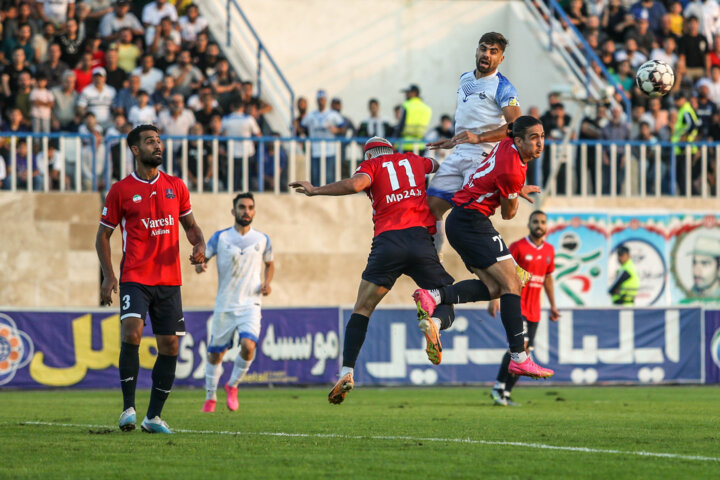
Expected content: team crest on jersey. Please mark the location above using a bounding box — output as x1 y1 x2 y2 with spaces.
165 188 175 199
132 194 141 203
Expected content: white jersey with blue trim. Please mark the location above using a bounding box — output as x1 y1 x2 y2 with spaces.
205 227 273 313
454 70 519 157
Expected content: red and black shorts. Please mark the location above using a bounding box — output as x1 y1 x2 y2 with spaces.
446 207 512 271
119 282 185 336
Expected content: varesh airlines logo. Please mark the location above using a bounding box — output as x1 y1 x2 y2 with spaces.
141 214 175 236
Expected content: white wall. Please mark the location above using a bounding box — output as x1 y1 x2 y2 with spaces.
229 0 576 129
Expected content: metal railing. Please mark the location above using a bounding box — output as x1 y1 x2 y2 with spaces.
0 132 96 192
523 0 632 117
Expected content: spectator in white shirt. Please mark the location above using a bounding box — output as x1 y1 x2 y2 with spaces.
128 90 158 126
98 0 143 42
142 0 179 46
37 0 75 27
300 89 344 184
131 54 165 94
221 99 261 189
649 36 679 69
179 4 208 45
77 67 117 129
30 74 55 133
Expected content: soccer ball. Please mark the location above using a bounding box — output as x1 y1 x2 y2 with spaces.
635 60 675 97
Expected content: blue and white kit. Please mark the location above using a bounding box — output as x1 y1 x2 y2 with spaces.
427 70 519 202
205 227 273 352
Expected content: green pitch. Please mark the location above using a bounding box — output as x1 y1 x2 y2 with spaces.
2 386 719 479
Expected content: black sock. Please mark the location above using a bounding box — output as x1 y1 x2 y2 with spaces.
119 342 139 411
146 354 177 420
496 351 511 383
439 280 491 304
500 294 525 352
343 313 369 368
505 372 519 392
434 304 455 330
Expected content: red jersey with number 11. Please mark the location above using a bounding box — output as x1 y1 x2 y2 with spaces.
355 152 436 236
509 237 555 323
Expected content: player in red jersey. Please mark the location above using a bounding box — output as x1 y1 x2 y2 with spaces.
96 124 206 434
413 116 555 380
290 137 455 404
488 210 560 406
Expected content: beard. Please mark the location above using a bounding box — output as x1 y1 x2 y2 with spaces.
530 228 546 240
140 155 163 167
236 215 252 226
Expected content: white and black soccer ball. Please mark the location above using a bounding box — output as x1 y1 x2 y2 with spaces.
635 60 675 97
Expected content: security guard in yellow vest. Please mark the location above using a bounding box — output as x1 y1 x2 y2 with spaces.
397 84 432 152
608 245 639 305
671 91 699 195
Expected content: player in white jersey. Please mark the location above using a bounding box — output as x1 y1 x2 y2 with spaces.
196 192 274 412
426 32 521 250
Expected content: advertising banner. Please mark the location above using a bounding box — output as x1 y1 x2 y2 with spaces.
0 309 340 389
705 310 720 384
347 307 704 385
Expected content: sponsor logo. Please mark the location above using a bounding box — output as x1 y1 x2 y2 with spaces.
102 207 108 216
0 314 34 386
525 254 533 261
385 188 422 204
165 188 175 199
508 97 519 107
132 194 141 203
141 215 175 229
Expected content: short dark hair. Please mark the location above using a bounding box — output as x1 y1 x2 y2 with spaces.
617 245 630 256
233 192 254 207
479 32 509 51
369 98 378 105
506 115 542 139
529 210 546 221
127 124 159 148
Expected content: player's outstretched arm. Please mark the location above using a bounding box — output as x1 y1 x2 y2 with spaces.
544 275 560 321
261 261 274 296
95 224 118 306
289 174 371 197
180 213 206 265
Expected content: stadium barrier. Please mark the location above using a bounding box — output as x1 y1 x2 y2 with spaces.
2 307 719 389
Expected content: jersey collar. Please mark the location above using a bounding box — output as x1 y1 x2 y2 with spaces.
524 236 544 249
131 171 161 184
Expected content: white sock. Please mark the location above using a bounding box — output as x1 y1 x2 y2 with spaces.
205 362 223 400
432 317 441 331
228 355 252 387
340 366 354 378
493 381 505 391
428 289 442 305
510 351 528 363
504 391 512 398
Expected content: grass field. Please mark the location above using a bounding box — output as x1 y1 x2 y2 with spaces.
2 385 719 479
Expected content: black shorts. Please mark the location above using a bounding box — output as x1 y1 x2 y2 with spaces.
119 282 185 336
446 207 512 271
362 227 454 290
524 317 539 348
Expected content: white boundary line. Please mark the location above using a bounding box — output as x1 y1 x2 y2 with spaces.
17 421 720 463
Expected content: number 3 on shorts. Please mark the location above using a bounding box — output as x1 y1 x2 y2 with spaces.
122 294 130 310
492 235 504 251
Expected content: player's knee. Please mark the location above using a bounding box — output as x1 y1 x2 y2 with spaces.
500 275 522 296
207 352 223 364
156 336 179 356
241 340 256 360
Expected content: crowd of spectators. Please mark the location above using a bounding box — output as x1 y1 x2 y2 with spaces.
0 0 277 191
532 0 720 195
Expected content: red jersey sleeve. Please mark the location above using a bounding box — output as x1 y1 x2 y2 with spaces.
546 245 555 274
423 156 435 174
178 179 192 217
100 183 122 229
496 171 525 199
509 240 519 259
355 158 377 183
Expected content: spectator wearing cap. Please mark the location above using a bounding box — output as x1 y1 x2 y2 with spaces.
166 49 204 97
301 89 345 185
127 90 157 127
142 0 179 47
56 18 84 68
178 4 207 46
30 73 54 133
357 98 394 139
73 51 95 93
104 44 127 91
695 78 717 138
396 83 432 152
626 10 655 57
51 70 78 130
113 74 141 117
131 53 165 94
629 0 667 34
77 66 116 128
679 16 709 82
99 1 143 42
37 0 75 28
36 43 68 89
116 28 141 74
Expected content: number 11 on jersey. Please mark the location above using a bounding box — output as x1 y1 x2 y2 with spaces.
382 159 417 191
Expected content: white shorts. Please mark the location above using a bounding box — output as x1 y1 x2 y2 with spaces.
208 307 262 353
427 149 489 203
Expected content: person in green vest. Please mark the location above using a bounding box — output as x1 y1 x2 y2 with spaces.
396 84 432 152
608 245 639 305
671 91 699 195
